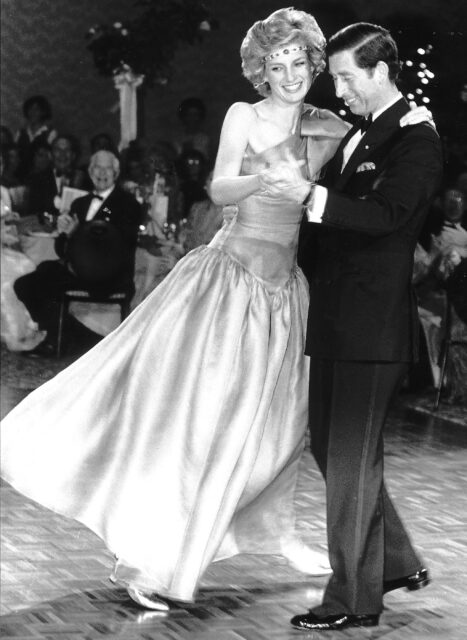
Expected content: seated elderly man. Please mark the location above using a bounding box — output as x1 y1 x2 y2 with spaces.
14 150 143 357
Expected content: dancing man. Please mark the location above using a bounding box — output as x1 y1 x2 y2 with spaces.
264 22 443 631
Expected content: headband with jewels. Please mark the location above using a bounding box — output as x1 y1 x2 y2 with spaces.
263 45 309 62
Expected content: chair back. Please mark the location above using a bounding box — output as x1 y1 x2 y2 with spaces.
66 220 130 285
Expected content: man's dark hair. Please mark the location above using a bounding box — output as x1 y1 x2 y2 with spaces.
328 22 401 82
178 97 206 120
52 133 81 158
22 95 52 120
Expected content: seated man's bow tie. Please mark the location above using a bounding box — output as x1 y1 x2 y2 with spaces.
358 113 373 134
91 193 104 200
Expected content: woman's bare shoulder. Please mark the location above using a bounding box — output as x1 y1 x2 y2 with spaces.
224 101 259 123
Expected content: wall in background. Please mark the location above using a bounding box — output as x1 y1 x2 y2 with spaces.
1 0 465 163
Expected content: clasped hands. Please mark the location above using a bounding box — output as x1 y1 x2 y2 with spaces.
258 149 312 204
56 212 79 235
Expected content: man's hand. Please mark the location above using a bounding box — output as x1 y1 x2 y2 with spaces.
400 103 436 129
56 212 78 236
259 150 310 203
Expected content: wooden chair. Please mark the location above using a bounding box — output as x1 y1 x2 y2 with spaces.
433 296 452 410
56 220 134 357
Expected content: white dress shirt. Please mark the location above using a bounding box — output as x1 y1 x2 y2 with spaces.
306 93 403 224
85 186 114 221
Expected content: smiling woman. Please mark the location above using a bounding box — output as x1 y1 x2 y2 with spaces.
1 7 348 614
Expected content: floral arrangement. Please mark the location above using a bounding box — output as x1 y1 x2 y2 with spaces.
86 0 216 86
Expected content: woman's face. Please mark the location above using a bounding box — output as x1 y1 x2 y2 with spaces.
33 146 52 172
264 43 313 105
26 102 45 126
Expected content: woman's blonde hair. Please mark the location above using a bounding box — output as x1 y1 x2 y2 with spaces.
241 7 326 97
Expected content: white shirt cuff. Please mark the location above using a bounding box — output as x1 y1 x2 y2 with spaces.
305 185 328 223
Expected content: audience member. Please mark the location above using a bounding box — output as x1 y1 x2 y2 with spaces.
80 132 119 191
27 134 86 223
147 140 183 223
437 250 467 405
172 97 211 163
90 132 118 156
455 171 467 214
182 170 225 252
0 125 14 147
15 95 57 180
14 150 143 357
176 148 208 221
1 143 23 188
120 140 147 190
429 187 467 260
28 138 52 176
0 149 45 351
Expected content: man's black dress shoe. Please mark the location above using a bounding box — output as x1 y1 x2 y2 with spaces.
383 568 430 594
22 340 57 358
290 611 379 631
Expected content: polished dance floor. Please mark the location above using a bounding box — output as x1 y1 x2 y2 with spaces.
1 346 466 639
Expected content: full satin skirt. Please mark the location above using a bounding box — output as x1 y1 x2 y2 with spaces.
1 245 310 601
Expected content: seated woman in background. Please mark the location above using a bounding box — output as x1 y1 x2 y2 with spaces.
176 148 209 220
15 95 57 181
182 170 226 252
0 149 45 351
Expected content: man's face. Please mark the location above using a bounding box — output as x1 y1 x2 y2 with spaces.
89 151 118 193
52 138 74 173
444 189 464 223
328 49 382 116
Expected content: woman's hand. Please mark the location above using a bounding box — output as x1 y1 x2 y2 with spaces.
400 103 436 129
56 212 78 236
259 150 310 203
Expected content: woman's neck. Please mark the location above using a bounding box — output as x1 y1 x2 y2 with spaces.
262 98 303 135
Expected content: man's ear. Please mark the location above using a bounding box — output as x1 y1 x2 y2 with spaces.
374 60 389 84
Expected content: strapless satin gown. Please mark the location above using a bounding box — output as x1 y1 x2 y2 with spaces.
1 134 314 602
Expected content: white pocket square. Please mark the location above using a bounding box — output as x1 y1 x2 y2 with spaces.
356 162 376 173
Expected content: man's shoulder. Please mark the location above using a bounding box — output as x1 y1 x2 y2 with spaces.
401 120 440 141
109 186 141 209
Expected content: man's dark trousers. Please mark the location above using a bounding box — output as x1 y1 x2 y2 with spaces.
309 358 422 615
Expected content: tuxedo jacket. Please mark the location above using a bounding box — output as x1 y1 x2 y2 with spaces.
28 167 86 220
299 98 443 362
27 167 60 219
55 186 143 277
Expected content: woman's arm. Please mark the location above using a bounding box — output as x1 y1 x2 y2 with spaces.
211 103 263 205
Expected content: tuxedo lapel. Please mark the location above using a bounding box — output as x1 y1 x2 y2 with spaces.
334 98 410 191
94 188 119 221
323 123 359 186
75 194 94 223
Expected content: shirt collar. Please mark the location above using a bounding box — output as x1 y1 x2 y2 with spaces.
93 186 114 201
371 92 404 122
27 124 49 140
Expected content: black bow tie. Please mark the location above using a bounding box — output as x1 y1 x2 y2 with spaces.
91 193 104 200
358 114 373 134
55 170 71 178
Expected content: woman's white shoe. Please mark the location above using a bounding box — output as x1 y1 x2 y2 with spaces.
127 586 170 611
281 539 332 576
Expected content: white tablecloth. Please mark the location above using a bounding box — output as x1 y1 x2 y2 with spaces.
18 233 176 336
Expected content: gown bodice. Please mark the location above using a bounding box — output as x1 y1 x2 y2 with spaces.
209 134 308 291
